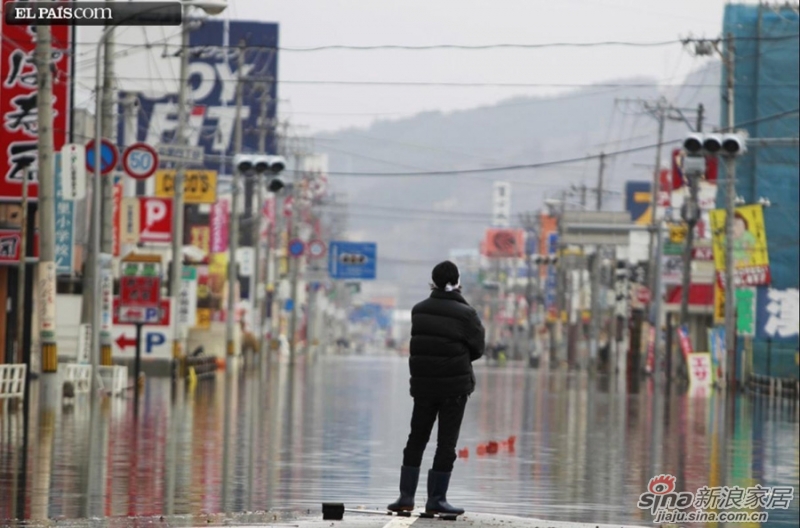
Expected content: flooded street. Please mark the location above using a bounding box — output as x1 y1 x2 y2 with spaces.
1 356 798 525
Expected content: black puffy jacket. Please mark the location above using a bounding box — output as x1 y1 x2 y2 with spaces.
408 289 486 400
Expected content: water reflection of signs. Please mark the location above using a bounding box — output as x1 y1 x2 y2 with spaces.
0 235 19 259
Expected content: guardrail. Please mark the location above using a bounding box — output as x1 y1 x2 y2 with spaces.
63 364 92 393
748 374 800 399
0 364 27 403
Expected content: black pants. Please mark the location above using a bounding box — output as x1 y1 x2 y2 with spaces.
402 394 468 473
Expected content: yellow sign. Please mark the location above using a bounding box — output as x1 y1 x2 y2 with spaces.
714 282 725 324
709 204 770 286
190 226 210 255
154 169 217 204
196 308 211 329
120 198 140 244
669 223 688 244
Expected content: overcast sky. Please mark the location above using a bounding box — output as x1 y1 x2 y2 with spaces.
72 0 745 134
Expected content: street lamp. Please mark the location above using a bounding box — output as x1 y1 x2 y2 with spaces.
91 0 228 396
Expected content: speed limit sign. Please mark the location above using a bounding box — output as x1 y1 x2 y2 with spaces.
308 239 326 259
122 142 159 180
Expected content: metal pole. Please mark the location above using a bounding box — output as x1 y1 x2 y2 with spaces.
723 33 738 388
288 154 303 363
226 42 246 361
35 21 58 373
652 224 665 379
648 100 666 301
252 89 270 354
170 7 191 373
589 247 601 369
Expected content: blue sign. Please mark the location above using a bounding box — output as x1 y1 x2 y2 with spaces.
145 331 166 354
288 238 305 257
625 181 652 225
328 241 377 280
545 233 558 311
121 20 280 173
54 153 74 275
85 139 118 175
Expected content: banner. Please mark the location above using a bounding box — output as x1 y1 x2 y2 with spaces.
54 153 74 274
707 326 726 383
687 353 714 391
209 198 229 253
677 324 693 361
1 1 72 200
709 204 770 287
482 228 525 258
756 287 799 341
123 20 279 174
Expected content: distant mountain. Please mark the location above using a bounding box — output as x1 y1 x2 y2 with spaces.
317 62 722 308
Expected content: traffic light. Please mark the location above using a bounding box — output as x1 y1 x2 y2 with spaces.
235 154 287 192
682 132 746 158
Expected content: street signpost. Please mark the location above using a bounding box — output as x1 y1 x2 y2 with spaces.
288 238 305 258
119 254 163 391
122 142 159 180
60 144 87 200
328 241 377 280
85 138 118 176
155 144 204 166
308 239 327 259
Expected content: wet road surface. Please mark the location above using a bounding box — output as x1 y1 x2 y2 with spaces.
0 355 798 526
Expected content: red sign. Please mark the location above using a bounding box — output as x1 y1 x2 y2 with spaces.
283 196 293 217
113 297 170 325
112 183 122 256
635 286 652 305
0 2 72 201
122 142 158 180
209 198 228 252
692 246 714 261
119 276 161 308
139 197 173 243
677 325 693 361
0 229 40 264
645 326 656 374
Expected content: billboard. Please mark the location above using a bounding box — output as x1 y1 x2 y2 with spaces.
1 0 72 201
482 228 525 258
624 181 651 225
120 20 279 174
709 204 771 287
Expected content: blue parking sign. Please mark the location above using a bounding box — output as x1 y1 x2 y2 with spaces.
328 241 377 280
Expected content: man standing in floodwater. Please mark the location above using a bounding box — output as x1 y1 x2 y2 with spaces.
388 260 486 516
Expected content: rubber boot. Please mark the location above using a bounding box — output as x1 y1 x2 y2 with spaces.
387 466 420 512
424 470 464 515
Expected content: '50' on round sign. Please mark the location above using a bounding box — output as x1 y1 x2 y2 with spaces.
122 143 159 180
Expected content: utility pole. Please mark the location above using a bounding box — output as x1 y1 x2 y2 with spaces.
17 172 29 365
252 87 270 356
648 98 667 301
226 42 246 362
99 0 115 367
287 152 304 363
596 152 606 211
678 103 705 377
723 33 737 387
169 10 192 373
36 22 58 373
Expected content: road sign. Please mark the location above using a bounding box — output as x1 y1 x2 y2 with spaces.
155 144 204 165
288 238 305 258
139 197 173 243
119 256 163 323
122 142 159 180
60 144 87 200
154 169 217 203
308 239 327 259
54 153 75 274
328 241 377 280
85 139 118 176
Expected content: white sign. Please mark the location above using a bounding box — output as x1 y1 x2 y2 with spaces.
492 181 511 227
77 323 92 364
99 254 114 336
179 269 198 329
37 261 57 338
155 144 204 165
236 247 254 277
119 306 162 324
59 144 87 200
763 288 799 338
112 300 174 360
661 255 683 285
688 353 713 391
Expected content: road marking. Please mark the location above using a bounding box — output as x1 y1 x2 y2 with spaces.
382 515 418 528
